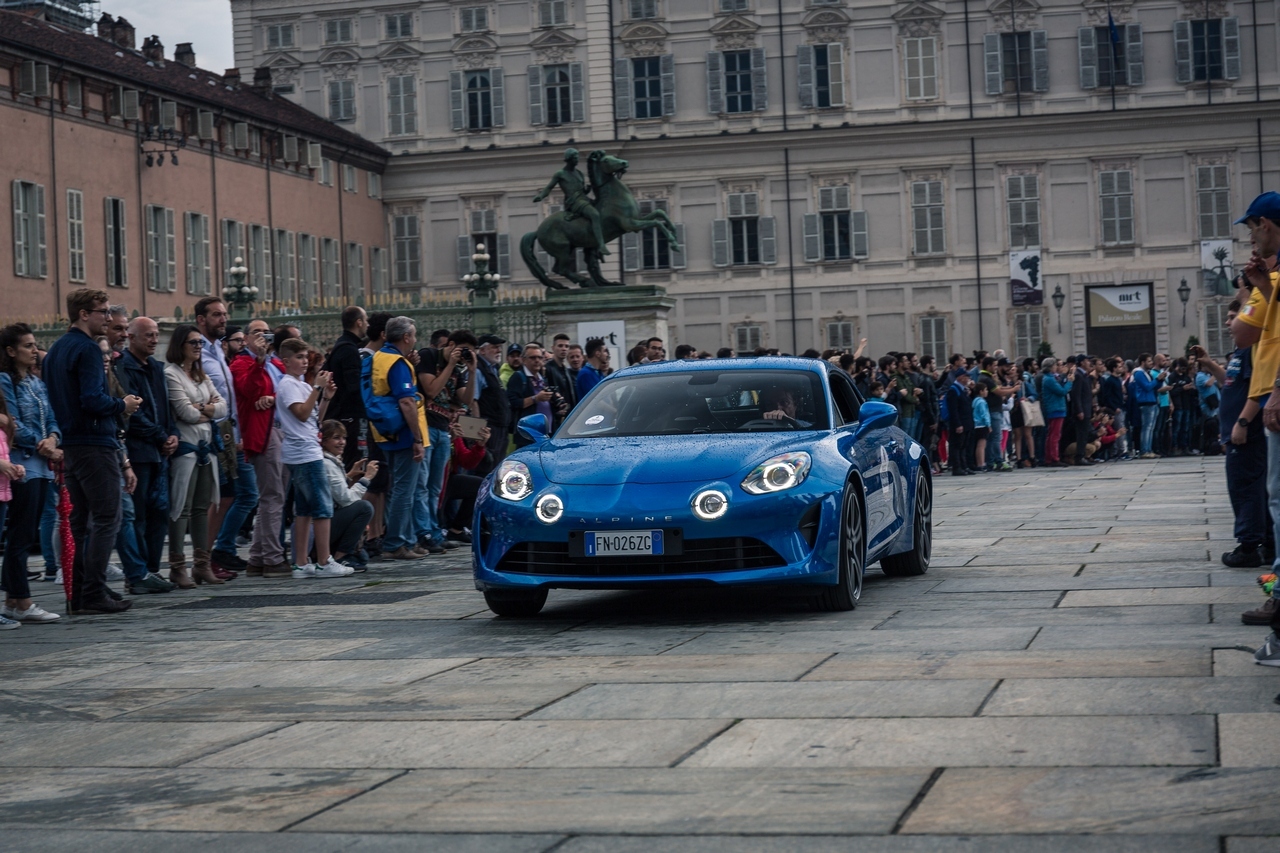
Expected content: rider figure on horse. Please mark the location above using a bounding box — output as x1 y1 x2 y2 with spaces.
532 148 610 256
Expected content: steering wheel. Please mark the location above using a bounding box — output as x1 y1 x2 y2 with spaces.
740 417 798 430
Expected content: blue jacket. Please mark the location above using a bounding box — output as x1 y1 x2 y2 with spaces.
972 396 991 429
1040 372 1072 418
1130 368 1157 405
116 349 177 465
43 327 125 448
0 371 60 480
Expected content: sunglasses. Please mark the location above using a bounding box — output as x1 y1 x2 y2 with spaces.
186 339 203 347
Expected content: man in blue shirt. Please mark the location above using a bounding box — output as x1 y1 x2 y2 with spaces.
373 317 429 560
575 338 611 400
43 289 141 614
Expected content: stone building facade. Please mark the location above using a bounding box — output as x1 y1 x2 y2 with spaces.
0 10 391 325
231 0 1280 359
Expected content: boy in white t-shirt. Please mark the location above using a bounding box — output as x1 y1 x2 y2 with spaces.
276 338 354 579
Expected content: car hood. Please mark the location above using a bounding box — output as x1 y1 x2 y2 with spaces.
536 433 809 485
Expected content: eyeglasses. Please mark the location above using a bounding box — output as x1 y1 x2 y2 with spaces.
524 355 544 360
185 339 203 347
88 308 111 317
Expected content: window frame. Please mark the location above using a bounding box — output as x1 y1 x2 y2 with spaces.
385 12 413 40
104 196 127 287
544 64 573 125
324 18 354 45
632 56 663 119
66 188 85 283
387 74 418 136
328 79 355 122
1006 174 1041 250
1099 169 1135 246
910 179 945 256
465 69 494 130
393 214 421 284
903 36 938 100
723 49 754 114
266 23 295 50
538 0 568 27
185 211 211 296
460 6 488 32
1196 164 1231 240
918 315 948 363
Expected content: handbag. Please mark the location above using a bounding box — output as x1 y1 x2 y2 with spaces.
1020 398 1046 428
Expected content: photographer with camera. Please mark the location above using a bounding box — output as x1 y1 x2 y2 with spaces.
414 329 478 555
509 343 568 449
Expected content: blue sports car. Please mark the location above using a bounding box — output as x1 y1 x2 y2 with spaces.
472 356 932 616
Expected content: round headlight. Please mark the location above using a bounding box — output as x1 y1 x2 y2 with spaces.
535 493 564 524
495 459 534 501
692 489 729 520
741 452 812 495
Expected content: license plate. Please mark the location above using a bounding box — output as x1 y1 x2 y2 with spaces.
585 530 664 557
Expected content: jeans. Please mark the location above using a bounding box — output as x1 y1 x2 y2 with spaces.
1156 406 1171 454
988 411 1004 463
414 426 452 543
1 477 47 600
1173 408 1196 451
1139 404 1158 454
249 429 288 567
383 446 420 552
899 414 919 443
1112 410 1129 457
131 461 168 574
215 450 259 553
116 489 149 583
288 460 333 519
1227 435 1270 549
39 481 58 575
63 445 124 606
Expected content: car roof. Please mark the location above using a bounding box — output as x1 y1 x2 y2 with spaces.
611 356 832 379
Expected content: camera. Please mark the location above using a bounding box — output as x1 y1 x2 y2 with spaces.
458 347 473 360
545 385 558 393
262 332 274 345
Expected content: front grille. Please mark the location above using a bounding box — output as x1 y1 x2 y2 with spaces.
496 537 786 576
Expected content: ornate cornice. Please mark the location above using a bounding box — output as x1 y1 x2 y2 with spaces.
620 22 669 57
892 1 943 39
988 0 1041 32
710 14 760 50
531 28 581 63
802 7 851 43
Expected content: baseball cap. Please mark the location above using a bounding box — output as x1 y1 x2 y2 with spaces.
507 343 523 355
1235 191 1280 225
477 333 506 346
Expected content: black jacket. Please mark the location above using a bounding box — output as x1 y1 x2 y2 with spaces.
917 372 940 427
1069 367 1093 419
117 349 177 465
323 330 365 420
544 359 576 410
475 356 510 431
507 370 548 447
946 382 974 432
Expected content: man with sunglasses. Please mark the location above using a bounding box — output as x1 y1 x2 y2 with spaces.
43 289 142 614
507 344 567 448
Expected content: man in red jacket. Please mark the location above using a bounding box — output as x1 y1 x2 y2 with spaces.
230 320 290 578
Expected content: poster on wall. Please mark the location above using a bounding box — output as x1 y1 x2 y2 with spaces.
1200 239 1235 296
576 321 626 367
1010 250 1043 306
1088 284 1152 327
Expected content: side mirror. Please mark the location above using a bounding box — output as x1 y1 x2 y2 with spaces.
854 399 899 439
517 413 550 445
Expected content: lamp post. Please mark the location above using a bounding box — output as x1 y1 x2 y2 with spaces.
225 256 255 321
462 242 500 335
1177 277 1192 327
1051 284 1066 334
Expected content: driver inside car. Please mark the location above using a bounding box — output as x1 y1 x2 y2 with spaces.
758 385 813 427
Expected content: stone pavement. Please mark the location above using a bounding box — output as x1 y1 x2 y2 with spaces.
1 456 1278 852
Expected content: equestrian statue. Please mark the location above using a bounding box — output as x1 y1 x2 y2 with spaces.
521 148 681 289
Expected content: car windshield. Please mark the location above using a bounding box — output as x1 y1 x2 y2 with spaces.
561 369 830 437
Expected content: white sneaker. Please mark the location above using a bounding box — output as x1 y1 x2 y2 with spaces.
4 604 60 623
1255 632 1280 667
106 563 125 581
54 570 63 584
291 563 316 579
0 614 19 630
313 558 355 578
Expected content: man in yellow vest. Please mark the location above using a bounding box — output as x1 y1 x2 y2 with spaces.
369 316 430 560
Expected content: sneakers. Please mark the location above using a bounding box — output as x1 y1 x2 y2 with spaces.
1242 597 1279 626
291 563 316 579
2 604 60 623
313 558 356 578
0 614 19 630
1255 632 1280 667
106 563 125 581
126 572 177 594
1223 545 1264 569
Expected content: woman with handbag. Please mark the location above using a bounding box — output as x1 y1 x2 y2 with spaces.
165 325 226 587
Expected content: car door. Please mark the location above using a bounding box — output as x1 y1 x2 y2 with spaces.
829 372 899 553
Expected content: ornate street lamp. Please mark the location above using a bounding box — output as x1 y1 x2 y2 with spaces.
462 242 500 334
225 256 255 320
1051 284 1066 334
1177 277 1192 327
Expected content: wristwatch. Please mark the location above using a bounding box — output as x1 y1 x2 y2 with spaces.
1239 417 1251 427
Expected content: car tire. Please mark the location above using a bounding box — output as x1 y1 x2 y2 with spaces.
484 588 548 617
881 469 932 577
815 484 864 612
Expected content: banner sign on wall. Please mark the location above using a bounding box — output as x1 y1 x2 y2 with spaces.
1010 250 1043 306
1088 284 1152 327
576 321 626 367
1200 239 1234 295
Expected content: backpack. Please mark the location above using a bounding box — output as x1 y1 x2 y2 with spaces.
361 350 409 442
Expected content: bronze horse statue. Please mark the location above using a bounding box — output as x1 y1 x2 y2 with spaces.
521 150 681 289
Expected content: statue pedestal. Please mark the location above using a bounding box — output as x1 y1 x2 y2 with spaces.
542 286 676 362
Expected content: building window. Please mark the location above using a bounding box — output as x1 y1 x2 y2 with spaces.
66 189 85 282
724 50 754 113
735 325 762 352
1204 301 1230 357
320 158 334 186
104 197 126 287
812 45 838 108
1006 175 1040 249
343 164 357 193
1192 19 1223 80
721 0 749 11
1094 25 1127 87
919 315 947 362
266 23 294 49
386 12 413 39
538 0 567 27
222 219 244 292
629 0 657 19
1175 18 1241 83
1197 165 1231 240
249 225 272 302
904 37 938 100
804 186 868 263
827 321 855 351
11 180 46 278
460 7 488 32
632 57 662 119
467 70 494 129
910 180 945 255
1001 32 1032 94
65 76 82 109
729 192 759 266
346 243 364 295
370 246 389 296
321 238 340 299
639 200 670 270
328 80 355 121
1013 311 1043 360
388 75 418 135
185 212 211 295
297 233 318 301
469 209 499 262
1099 169 1134 245
274 229 295 303
543 64 572 125
369 172 383 199
394 215 421 283
144 205 175 292
324 19 354 44
985 30 1048 95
